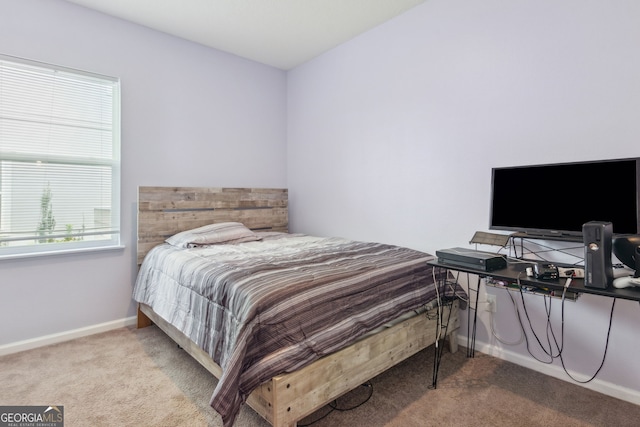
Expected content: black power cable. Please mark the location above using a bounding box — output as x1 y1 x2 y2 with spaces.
514 274 616 383
297 381 374 426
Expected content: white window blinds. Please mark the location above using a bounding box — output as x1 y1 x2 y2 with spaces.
0 55 121 258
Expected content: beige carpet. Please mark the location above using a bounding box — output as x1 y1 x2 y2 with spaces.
1 325 639 426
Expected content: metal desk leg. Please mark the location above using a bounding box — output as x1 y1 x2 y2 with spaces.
468 274 482 358
431 266 453 389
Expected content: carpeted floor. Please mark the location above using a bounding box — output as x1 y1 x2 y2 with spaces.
1 325 639 426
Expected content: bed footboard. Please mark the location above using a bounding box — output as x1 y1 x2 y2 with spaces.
137 301 459 427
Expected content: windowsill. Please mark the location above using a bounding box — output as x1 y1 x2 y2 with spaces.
0 244 126 261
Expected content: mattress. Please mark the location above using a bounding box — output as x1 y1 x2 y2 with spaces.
133 233 463 426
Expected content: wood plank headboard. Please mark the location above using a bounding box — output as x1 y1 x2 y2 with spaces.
137 186 288 265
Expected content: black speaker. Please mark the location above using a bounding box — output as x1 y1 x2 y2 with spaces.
583 221 613 289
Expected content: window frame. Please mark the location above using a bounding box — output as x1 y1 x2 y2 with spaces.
0 54 122 260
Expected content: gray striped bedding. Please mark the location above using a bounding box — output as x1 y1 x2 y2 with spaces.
133 233 462 426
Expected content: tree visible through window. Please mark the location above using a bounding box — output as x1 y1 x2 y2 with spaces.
0 55 121 257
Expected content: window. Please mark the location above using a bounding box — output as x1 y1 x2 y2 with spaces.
0 55 121 259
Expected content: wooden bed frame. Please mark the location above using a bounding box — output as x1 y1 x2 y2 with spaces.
136 186 460 427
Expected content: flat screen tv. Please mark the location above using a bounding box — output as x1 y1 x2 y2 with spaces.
489 157 640 240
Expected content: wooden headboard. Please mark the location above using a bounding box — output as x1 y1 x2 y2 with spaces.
137 186 288 265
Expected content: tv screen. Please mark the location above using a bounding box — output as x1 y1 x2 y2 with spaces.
490 158 640 240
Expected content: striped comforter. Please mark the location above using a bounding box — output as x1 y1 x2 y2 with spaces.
133 233 459 426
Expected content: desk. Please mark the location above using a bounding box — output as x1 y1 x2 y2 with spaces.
428 258 640 357
430 259 640 301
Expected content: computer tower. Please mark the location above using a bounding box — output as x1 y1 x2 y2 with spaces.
583 221 613 289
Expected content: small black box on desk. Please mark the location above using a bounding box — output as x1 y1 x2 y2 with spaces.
436 247 507 272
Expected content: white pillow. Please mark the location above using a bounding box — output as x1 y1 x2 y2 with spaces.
165 222 261 248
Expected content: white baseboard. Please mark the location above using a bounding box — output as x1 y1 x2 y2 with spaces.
0 316 137 357
456 333 640 407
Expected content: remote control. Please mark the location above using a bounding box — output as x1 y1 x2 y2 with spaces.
612 276 640 289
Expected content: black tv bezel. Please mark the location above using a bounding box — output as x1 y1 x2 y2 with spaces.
489 157 640 241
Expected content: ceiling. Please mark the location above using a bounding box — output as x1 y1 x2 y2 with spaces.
63 0 426 70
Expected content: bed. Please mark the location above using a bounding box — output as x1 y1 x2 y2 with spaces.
134 186 463 427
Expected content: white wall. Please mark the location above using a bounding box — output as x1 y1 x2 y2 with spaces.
287 0 640 402
0 0 287 347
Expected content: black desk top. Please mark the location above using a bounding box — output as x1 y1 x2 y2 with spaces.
428 259 640 302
